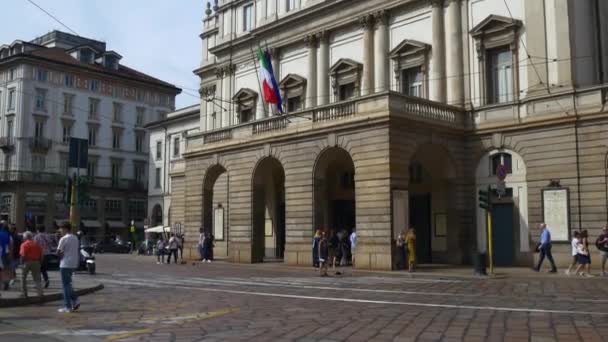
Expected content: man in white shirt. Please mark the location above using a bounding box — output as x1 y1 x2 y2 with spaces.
349 229 357 267
565 231 580 276
57 223 80 313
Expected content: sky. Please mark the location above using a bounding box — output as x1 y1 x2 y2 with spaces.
1 0 206 109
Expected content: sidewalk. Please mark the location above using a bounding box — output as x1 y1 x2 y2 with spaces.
0 270 103 308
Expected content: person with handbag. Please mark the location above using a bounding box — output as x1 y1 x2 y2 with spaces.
596 226 608 277
167 233 179 264
534 223 557 273
574 230 592 277
565 231 581 276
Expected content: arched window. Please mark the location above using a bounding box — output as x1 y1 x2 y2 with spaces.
491 152 512 175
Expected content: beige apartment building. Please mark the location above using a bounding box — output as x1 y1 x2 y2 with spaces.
171 0 608 270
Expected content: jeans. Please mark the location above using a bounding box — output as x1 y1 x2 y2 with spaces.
22 261 43 297
400 246 408 270
536 244 557 271
60 267 78 309
157 251 165 263
167 249 178 264
40 255 50 283
198 245 204 260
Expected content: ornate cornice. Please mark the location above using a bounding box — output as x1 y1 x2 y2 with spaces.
358 14 374 30
304 34 317 48
373 10 389 27
430 0 444 8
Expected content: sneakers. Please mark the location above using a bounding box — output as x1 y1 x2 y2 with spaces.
9 279 15 287
156 262 161 265
58 307 72 313
72 299 81 311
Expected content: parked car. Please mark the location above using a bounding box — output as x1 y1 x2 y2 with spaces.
92 240 132 254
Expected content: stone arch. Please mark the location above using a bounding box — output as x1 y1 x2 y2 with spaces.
202 164 229 254
251 156 286 262
475 148 529 267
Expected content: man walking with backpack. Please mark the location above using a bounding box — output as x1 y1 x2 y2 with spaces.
596 225 608 277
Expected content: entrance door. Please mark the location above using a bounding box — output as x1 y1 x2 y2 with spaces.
332 200 355 231
491 203 515 266
277 203 286 258
409 194 431 264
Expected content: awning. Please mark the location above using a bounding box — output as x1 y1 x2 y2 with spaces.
145 225 170 233
106 220 127 229
81 220 102 228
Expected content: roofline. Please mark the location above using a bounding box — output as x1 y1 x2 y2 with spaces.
0 53 181 93
145 105 200 129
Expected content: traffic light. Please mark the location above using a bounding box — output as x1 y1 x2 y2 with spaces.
478 187 491 210
63 177 72 204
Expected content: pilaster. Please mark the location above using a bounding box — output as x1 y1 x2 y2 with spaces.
316 30 330 105
305 34 318 108
430 0 447 103
360 14 375 96
446 0 464 106
373 11 389 93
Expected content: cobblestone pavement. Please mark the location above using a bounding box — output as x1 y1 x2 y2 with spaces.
1 254 607 342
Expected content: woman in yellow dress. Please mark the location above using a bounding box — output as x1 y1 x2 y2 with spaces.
406 227 416 272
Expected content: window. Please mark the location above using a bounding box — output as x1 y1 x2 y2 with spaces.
90 79 100 92
401 67 423 97
80 49 92 64
7 120 14 137
64 74 74 88
105 199 122 214
136 107 145 126
34 121 44 138
134 165 145 185
491 153 513 175
112 129 121 149
88 126 97 146
286 0 296 12
62 124 72 143
128 200 146 219
63 93 74 115
88 98 99 119
87 160 97 179
243 4 253 32
487 47 513 104
113 102 122 122
35 89 47 111
212 112 217 129
59 154 68 176
111 163 122 185
83 199 97 211
279 74 306 112
32 155 45 172
156 141 162 160
233 88 257 124
136 90 144 102
155 168 161 188
157 111 167 121
7 89 15 111
240 109 253 124
9 68 15 81
286 96 302 112
173 137 180 157
135 132 144 153
36 69 48 82
3 155 11 171
338 83 355 101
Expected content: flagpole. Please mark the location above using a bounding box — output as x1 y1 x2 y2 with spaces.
264 40 278 117
250 43 268 119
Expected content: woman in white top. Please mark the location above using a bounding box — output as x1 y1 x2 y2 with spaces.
565 231 580 275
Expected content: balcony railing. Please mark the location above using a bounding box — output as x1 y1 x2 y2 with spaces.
0 171 64 184
312 100 357 122
203 129 232 143
0 137 15 151
392 93 467 127
253 115 289 135
28 137 52 151
92 177 147 191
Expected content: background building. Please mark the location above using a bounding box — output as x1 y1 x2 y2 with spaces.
171 0 608 270
146 105 200 229
0 30 180 239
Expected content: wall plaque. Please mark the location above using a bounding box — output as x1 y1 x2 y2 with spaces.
542 188 569 242
213 207 224 240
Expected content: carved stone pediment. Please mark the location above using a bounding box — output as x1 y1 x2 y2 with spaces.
279 74 306 89
233 88 258 102
389 39 430 59
329 58 363 75
470 15 522 49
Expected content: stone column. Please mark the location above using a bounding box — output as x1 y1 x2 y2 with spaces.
199 86 208 132
305 35 317 108
317 31 330 105
360 15 375 96
446 0 464 106
373 11 389 93
221 66 232 128
430 0 446 103
205 85 216 130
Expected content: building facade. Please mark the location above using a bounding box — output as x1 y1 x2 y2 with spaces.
0 31 180 239
146 105 200 229
170 0 608 270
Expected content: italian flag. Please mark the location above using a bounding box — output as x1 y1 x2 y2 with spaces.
257 47 283 114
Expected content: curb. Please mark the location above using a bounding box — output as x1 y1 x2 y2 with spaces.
0 283 104 308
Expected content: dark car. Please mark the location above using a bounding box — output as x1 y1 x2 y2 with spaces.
93 240 132 254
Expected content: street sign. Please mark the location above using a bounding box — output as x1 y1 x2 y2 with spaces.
496 180 506 198
496 164 507 181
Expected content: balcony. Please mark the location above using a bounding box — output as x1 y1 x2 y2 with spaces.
0 171 64 184
28 137 52 152
188 92 468 152
91 177 148 192
0 137 15 151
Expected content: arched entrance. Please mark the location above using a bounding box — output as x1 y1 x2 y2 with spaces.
251 157 285 262
203 165 228 257
409 144 456 264
476 149 528 266
152 204 163 226
314 147 356 234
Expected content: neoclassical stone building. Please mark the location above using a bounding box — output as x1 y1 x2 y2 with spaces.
171 0 608 270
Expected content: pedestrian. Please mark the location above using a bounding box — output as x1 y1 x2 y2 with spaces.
56 223 80 313
596 225 608 277
565 231 581 276
534 223 557 273
0 221 12 292
19 231 43 298
156 238 166 264
198 227 207 262
8 225 22 288
312 229 321 268
328 229 341 275
34 226 53 288
167 233 179 264
203 232 214 262
349 228 357 267
406 227 417 272
318 231 329 277
178 234 185 261
574 230 592 277
397 230 407 270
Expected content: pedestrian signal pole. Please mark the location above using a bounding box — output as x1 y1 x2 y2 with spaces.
478 186 493 275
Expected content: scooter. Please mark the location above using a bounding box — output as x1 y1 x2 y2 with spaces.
79 245 96 275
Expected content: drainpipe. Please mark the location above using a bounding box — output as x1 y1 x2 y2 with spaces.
573 90 582 231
